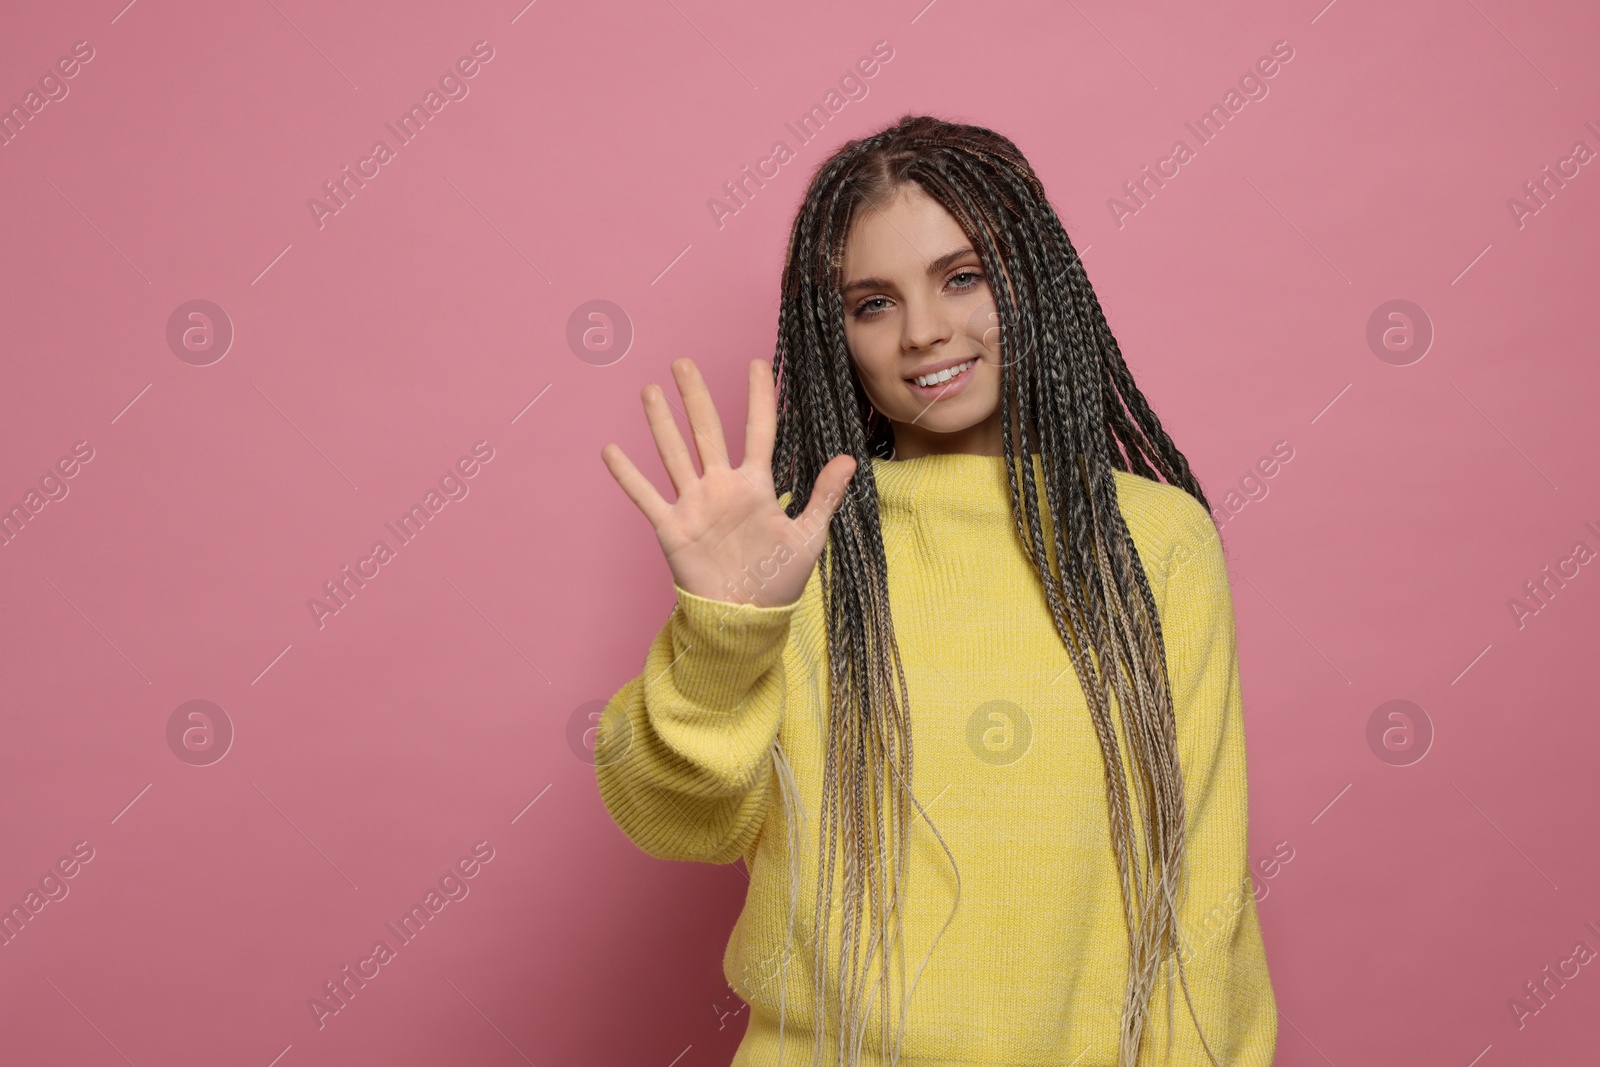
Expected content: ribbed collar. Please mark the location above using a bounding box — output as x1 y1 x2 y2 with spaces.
869 451 1050 516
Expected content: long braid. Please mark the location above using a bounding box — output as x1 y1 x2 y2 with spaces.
766 114 1225 1067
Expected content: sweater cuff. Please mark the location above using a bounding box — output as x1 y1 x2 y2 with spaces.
668 583 799 706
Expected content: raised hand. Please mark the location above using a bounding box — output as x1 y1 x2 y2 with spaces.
601 357 857 608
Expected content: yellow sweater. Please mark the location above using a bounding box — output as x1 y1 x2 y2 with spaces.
595 452 1277 1065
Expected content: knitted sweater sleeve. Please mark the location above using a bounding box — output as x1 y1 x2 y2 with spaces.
1145 496 1279 1066
593 582 799 865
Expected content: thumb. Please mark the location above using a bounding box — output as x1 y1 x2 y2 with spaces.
800 453 859 532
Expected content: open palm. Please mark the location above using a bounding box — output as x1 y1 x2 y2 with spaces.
600 358 858 608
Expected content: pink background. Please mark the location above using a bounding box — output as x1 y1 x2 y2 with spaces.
3 0 1598 1063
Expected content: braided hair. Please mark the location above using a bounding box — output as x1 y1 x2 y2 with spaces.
765 113 1222 1067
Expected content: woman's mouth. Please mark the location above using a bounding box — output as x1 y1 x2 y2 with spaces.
905 357 979 400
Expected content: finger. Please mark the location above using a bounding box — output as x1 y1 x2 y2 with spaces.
600 443 671 528
742 359 776 474
673 358 732 473
798 453 858 535
642 382 699 495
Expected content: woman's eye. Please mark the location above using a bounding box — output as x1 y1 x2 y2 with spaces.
850 273 984 319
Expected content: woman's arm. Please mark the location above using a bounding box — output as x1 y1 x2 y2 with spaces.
593 356 851 864
593 583 798 865
1144 495 1279 1066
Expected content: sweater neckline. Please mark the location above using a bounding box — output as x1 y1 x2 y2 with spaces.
869 451 1045 513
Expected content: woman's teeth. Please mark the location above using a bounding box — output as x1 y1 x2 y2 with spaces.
912 358 976 387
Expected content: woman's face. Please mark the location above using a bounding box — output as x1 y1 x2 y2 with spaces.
840 182 1005 460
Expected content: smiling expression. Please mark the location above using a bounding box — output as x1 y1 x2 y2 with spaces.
840 183 1007 460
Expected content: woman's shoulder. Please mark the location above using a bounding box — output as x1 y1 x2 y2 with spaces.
1111 468 1212 535
1111 469 1223 589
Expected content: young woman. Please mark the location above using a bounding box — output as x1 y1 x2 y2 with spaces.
596 114 1277 1066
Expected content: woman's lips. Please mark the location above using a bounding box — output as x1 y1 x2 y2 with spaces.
905 356 978 401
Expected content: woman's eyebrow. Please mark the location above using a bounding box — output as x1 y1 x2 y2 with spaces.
841 246 976 296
